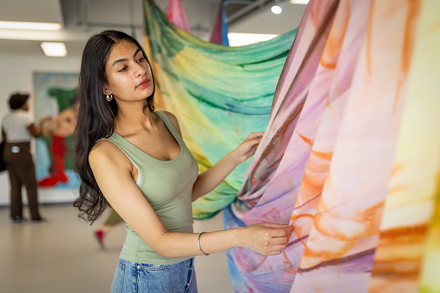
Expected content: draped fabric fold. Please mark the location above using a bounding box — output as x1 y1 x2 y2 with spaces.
142 0 440 291
142 0 297 219
290 0 421 290
209 0 230 46
166 0 191 33
368 0 440 291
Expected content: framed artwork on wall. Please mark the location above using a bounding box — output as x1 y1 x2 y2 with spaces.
33 72 79 189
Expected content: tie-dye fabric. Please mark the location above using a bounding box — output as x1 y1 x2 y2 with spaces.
226 0 439 291
142 0 296 219
209 0 229 46
368 1 440 292
166 0 191 33
142 0 440 291
290 0 420 291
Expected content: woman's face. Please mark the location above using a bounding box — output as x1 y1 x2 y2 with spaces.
103 40 153 104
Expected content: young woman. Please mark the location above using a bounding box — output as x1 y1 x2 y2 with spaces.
74 30 293 293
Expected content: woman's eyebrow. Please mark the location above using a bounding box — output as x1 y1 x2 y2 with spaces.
112 48 142 67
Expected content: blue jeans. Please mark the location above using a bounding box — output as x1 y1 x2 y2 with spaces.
111 258 197 293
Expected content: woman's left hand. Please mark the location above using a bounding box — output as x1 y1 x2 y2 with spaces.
232 132 264 164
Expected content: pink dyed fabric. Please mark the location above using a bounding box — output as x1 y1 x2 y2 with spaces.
166 0 191 33
224 0 436 292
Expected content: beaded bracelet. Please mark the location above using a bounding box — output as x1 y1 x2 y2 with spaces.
197 232 210 256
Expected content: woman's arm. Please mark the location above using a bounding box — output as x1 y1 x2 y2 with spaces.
27 116 53 138
90 141 292 258
191 132 262 201
163 111 263 202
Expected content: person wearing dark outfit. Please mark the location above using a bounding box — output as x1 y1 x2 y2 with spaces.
1 93 52 224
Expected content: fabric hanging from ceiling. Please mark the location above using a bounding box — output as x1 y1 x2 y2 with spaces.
367 1 440 291
209 0 230 46
288 0 420 290
142 0 440 291
166 0 192 33
142 0 297 220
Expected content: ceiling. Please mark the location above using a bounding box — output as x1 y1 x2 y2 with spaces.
0 0 306 57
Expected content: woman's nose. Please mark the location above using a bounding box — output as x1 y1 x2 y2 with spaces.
133 62 147 76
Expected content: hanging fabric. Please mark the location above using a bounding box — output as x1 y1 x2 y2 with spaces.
142 0 297 219
142 0 440 291
166 0 192 33
209 0 230 46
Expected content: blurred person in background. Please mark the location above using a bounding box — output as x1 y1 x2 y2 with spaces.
93 208 124 249
1 93 52 224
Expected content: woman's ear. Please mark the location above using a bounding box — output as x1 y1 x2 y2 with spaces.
102 84 109 95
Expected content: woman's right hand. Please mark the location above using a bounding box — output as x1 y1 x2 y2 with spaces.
242 223 294 256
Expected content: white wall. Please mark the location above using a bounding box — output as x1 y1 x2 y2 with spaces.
0 54 81 206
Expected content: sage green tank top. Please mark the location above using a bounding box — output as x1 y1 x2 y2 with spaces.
101 111 199 265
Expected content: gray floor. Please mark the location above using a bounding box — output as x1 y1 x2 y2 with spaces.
0 204 233 293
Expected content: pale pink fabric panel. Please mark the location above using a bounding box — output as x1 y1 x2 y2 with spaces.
270 0 337 123
289 0 372 269
270 0 314 120
367 0 439 291
291 1 421 292
237 0 339 206
234 0 340 221
226 1 340 291
251 0 337 175
166 0 191 33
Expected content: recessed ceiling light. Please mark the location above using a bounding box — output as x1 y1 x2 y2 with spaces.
271 5 282 14
0 21 61 31
289 0 310 4
40 42 67 57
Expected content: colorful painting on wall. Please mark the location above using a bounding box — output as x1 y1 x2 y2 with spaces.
33 72 79 189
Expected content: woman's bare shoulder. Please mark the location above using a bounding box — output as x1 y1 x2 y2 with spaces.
89 140 131 170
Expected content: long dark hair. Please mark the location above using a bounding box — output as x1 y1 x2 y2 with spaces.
73 30 155 224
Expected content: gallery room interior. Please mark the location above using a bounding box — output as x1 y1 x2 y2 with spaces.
0 0 439 292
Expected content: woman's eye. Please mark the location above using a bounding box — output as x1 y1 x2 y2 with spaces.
119 66 127 72
137 57 145 62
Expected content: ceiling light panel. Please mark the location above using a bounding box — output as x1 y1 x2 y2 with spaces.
0 21 61 31
40 42 67 57
289 0 310 4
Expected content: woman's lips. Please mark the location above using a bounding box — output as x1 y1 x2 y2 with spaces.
136 79 150 89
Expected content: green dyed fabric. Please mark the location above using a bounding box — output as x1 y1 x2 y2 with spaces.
142 0 297 219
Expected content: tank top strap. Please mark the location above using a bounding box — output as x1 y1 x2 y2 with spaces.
155 111 183 143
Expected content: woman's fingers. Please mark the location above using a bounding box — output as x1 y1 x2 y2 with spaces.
270 244 290 252
261 245 290 256
246 137 262 148
245 223 294 255
248 132 264 140
267 249 285 256
265 227 293 237
262 223 290 229
265 228 289 238
247 145 258 157
270 236 290 245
